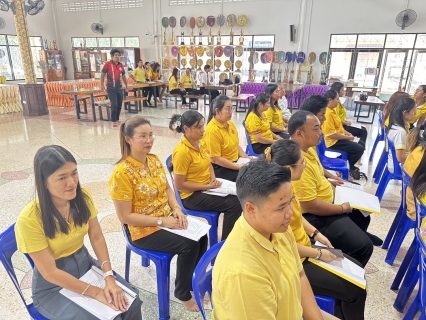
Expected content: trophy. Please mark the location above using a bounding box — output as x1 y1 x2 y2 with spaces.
189 17 195 45
237 15 247 46
227 14 236 45
161 17 169 45
179 17 186 45
169 16 176 45
217 14 225 46
207 16 215 46
196 17 205 46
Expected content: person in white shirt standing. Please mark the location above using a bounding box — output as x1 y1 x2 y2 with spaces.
278 84 292 121
199 65 219 102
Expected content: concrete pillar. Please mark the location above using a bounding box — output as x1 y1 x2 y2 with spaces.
13 0 36 84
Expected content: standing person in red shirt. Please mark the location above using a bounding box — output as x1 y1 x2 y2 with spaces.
101 49 128 126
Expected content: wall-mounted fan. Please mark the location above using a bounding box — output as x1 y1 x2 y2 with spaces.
0 0 9 12
0 17 5 30
27 0 45 16
395 9 416 29
91 23 104 35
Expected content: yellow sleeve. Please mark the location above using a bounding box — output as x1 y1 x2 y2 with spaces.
336 103 347 121
131 69 137 77
82 188 99 220
322 116 338 136
15 203 48 254
287 229 303 273
204 129 223 157
109 165 134 201
216 272 278 319
245 114 261 134
172 147 190 176
291 167 319 202
263 108 273 123
147 70 153 78
169 77 177 89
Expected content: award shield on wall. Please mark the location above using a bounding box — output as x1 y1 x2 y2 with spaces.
226 14 237 45
161 17 169 45
180 16 186 45
216 14 225 45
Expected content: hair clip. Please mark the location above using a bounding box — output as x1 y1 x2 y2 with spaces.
176 117 182 127
264 147 272 161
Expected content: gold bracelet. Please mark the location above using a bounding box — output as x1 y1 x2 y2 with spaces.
173 205 182 211
81 283 91 295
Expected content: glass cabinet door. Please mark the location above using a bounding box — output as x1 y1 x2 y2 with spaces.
55 54 62 70
89 53 96 72
74 50 82 73
80 51 89 73
47 52 55 69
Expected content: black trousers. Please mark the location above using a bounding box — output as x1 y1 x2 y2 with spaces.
304 253 367 320
273 131 290 139
182 191 242 240
252 142 271 154
343 125 368 146
303 210 373 267
170 89 187 104
129 227 208 302
212 163 239 182
329 139 365 169
107 88 123 122
143 87 154 103
200 87 220 101
182 88 199 102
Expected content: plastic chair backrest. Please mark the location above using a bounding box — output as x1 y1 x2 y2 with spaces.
165 155 186 209
401 167 412 213
415 197 426 231
192 241 225 319
242 120 260 156
317 137 327 155
387 138 403 176
0 224 48 319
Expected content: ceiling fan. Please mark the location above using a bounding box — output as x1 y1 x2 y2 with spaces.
0 0 45 15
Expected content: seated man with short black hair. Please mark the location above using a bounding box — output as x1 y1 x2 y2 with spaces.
199 64 220 101
288 111 381 267
212 159 338 320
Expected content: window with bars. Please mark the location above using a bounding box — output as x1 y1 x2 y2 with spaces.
62 0 143 12
0 35 43 81
71 37 139 49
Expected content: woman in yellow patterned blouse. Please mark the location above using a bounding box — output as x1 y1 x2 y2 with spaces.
109 116 207 312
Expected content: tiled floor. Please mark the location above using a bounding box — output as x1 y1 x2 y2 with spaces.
0 100 418 319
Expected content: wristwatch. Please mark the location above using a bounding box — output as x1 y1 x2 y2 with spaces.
310 229 320 238
103 270 115 279
157 217 163 226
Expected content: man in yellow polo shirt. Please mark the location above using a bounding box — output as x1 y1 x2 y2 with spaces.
130 59 152 106
212 159 337 320
288 110 376 267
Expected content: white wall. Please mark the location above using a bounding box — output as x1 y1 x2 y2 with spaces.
23 0 426 80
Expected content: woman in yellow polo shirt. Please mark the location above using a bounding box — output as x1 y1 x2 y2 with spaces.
109 116 207 312
404 127 426 221
264 83 289 139
244 93 282 154
266 139 367 320
330 82 367 144
323 89 365 179
408 85 426 128
180 68 197 92
169 110 242 239
149 62 166 103
382 91 410 127
15 145 142 319
169 67 188 107
204 95 253 182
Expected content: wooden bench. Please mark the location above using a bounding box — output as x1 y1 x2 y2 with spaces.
186 94 204 110
164 93 182 109
77 93 108 114
229 94 255 112
123 96 147 113
95 100 111 121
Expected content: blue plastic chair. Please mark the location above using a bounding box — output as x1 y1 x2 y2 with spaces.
121 225 174 320
369 111 385 162
192 241 225 319
316 137 349 180
373 146 388 184
192 240 335 318
375 138 403 201
0 224 49 320
165 155 220 246
242 120 261 157
393 199 426 313
403 229 426 320
382 167 415 265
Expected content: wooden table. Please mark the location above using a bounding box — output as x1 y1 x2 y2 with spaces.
353 96 385 124
346 85 379 97
204 84 239 103
0 84 22 114
60 87 103 122
279 83 304 111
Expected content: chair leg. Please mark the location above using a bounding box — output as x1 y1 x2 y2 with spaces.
142 256 151 267
125 247 131 282
391 239 416 290
341 167 349 180
375 169 391 201
382 203 403 249
403 295 419 320
373 148 387 183
206 216 219 247
151 256 171 320
369 136 381 162
394 252 420 312
385 217 415 265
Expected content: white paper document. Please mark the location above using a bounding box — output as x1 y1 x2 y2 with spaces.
353 137 360 143
161 216 211 241
204 178 237 196
334 186 381 214
340 181 364 191
350 123 362 129
324 151 341 158
60 266 137 320
308 257 366 289
236 157 251 165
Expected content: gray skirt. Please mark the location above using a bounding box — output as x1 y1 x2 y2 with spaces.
32 245 142 320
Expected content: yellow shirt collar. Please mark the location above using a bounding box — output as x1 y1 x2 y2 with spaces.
239 215 277 253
